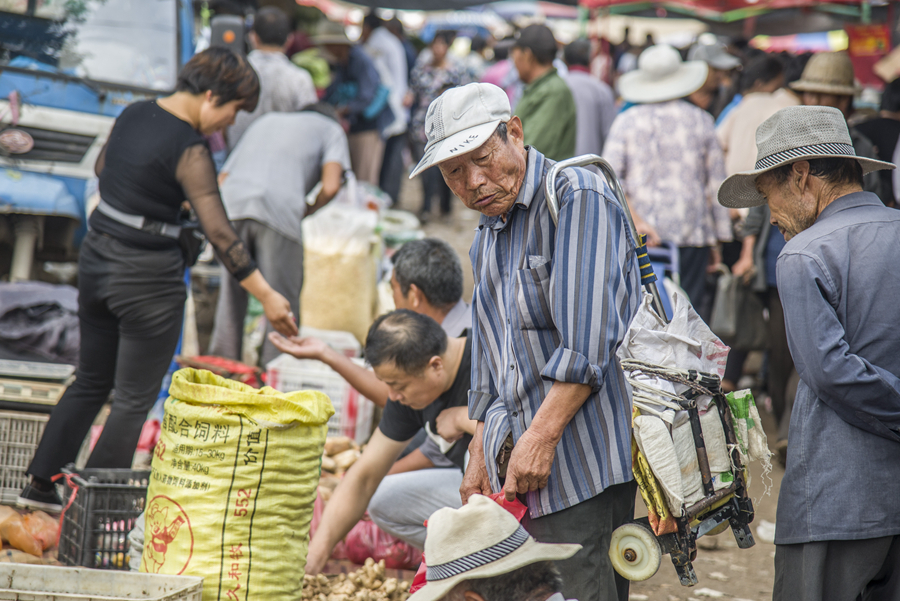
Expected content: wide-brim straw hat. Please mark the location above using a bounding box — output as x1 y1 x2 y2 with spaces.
408 495 580 601
618 44 709 104
789 51 859 96
312 19 353 46
717 105 894 209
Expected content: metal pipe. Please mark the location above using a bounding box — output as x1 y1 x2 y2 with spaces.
685 484 737 521
544 154 669 322
10 216 42 282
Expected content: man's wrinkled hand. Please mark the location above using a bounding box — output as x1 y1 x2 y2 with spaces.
502 429 557 502
460 456 492 505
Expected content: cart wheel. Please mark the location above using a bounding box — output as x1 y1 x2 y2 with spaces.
707 521 730 536
608 523 662 582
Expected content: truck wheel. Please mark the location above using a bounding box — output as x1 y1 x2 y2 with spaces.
608 523 662 581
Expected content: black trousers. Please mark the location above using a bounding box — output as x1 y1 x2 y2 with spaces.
522 481 637 601
28 232 186 480
379 132 407 206
412 141 453 215
774 536 900 601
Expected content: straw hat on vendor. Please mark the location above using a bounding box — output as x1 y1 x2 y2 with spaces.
789 51 859 98
616 44 709 104
311 19 353 46
717 105 894 210
410 495 581 601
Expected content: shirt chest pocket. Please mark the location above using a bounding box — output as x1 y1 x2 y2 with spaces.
515 255 553 330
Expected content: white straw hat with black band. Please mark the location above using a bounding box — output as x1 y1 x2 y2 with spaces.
408 495 580 601
717 105 895 209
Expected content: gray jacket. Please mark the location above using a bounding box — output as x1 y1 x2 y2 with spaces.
774 191 900 544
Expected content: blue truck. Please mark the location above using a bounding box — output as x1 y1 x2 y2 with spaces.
0 0 196 281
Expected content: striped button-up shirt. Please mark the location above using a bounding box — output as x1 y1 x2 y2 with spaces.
469 147 641 518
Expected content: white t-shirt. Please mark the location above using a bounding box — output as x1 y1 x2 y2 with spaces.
227 50 317 150
221 112 351 244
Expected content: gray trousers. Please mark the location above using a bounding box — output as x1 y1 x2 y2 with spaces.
774 536 900 601
208 219 303 367
368 468 463 550
522 481 636 601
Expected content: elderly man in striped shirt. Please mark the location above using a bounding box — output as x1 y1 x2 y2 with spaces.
409 83 642 601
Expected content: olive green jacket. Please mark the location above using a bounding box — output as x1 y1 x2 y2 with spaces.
514 68 577 162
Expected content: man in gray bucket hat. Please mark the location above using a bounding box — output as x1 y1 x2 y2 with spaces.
718 105 900 600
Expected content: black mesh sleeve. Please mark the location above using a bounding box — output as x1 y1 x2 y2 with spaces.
175 144 258 281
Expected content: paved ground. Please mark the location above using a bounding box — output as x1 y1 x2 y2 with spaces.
397 178 784 601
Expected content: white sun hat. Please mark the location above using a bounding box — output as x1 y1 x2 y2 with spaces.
717 105 895 209
409 83 511 179
408 495 581 601
617 44 709 104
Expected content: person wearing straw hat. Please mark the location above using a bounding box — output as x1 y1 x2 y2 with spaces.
410 494 581 601
410 81 642 601
717 105 900 601
604 44 732 319
313 19 392 185
791 51 884 201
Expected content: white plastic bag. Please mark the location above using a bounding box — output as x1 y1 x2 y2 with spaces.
619 292 730 378
633 414 684 514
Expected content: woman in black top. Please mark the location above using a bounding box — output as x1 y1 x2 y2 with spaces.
19 48 298 511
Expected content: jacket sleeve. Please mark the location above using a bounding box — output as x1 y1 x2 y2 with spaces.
777 249 900 442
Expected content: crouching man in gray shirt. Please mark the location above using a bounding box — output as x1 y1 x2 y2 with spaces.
718 105 900 600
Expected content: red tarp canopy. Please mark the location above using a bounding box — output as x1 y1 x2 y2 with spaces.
580 0 865 18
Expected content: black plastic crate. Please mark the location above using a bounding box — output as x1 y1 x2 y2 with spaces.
58 465 149 570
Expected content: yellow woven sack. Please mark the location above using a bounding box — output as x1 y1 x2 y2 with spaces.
140 368 334 601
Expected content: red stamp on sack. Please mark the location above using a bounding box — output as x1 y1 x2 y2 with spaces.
142 495 194 575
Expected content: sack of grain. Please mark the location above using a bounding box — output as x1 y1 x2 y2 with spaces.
141 368 333 601
300 204 380 344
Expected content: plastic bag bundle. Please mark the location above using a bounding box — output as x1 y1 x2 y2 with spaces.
726 390 772 465
632 401 734 517
141 368 334 601
619 293 730 378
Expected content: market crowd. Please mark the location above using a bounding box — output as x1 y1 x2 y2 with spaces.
17 3 900 601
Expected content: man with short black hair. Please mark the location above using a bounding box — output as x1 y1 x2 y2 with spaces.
717 105 900 600
563 38 615 156
226 6 316 149
511 25 576 161
391 238 471 338
294 310 475 574
271 237 470 466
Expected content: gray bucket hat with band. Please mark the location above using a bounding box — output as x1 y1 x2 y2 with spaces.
717 105 895 209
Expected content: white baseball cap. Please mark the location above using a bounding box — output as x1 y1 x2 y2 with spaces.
409 83 511 179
